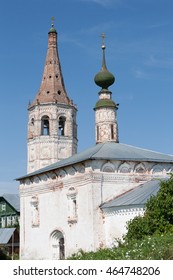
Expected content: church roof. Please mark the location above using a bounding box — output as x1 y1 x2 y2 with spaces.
100 178 166 210
16 142 173 180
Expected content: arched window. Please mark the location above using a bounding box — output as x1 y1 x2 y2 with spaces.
58 116 66 136
41 116 49 135
31 118 34 125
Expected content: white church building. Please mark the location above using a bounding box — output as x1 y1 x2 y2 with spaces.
17 23 173 260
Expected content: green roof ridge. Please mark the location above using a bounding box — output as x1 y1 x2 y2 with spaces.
94 99 117 109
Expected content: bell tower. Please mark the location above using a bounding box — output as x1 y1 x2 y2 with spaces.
94 33 119 144
27 21 78 173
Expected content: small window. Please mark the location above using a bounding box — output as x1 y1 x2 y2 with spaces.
31 118 34 125
1 203 6 212
97 126 99 141
7 216 12 226
67 197 77 221
72 199 77 218
12 216 17 225
111 124 114 139
41 116 50 135
1 217 6 227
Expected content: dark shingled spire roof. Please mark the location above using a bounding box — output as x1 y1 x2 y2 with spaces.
30 22 71 107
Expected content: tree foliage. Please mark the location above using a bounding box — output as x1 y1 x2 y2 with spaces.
69 233 173 260
125 175 173 242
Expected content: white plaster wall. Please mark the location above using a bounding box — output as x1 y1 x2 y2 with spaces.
20 173 100 259
103 209 144 247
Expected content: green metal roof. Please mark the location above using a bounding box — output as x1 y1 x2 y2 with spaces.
48 27 57 33
2 194 20 212
101 178 167 210
94 99 117 109
0 228 16 244
16 142 173 180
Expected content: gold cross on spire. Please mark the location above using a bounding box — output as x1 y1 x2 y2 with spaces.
51 16 55 27
101 32 106 46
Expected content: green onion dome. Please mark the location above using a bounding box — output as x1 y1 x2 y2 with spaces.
94 45 115 90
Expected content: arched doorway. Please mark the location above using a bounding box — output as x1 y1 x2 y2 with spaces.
50 230 65 260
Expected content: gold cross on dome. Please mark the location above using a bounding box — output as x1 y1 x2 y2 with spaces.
51 16 55 27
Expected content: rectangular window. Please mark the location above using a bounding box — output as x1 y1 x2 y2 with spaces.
1 203 6 212
12 216 17 225
67 194 77 224
72 199 77 218
97 126 99 141
7 216 12 226
1 217 6 227
111 124 114 139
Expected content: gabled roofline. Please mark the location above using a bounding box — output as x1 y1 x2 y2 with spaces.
1 194 20 213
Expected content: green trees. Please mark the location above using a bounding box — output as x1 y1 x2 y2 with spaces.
125 175 173 242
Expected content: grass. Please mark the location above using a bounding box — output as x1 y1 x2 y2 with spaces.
68 233 173 260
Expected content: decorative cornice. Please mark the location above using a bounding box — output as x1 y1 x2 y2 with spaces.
20 167 170 192
20 181 64 196
103 207 145 216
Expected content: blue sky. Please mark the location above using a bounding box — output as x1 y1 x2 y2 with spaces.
0 0 173 194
